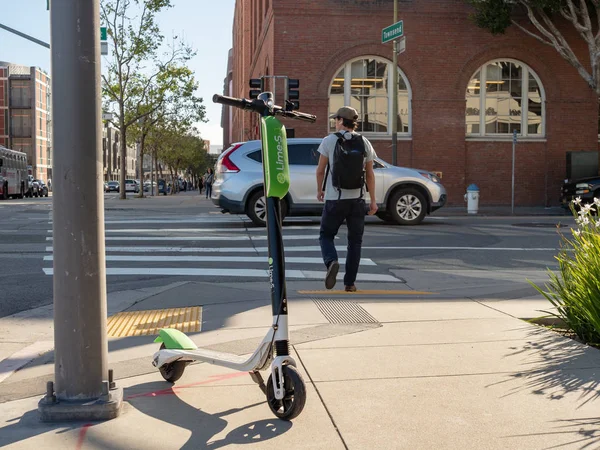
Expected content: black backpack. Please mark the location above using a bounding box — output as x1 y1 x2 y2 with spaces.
324 132 366 198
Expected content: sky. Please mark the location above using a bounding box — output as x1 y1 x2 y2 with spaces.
0 0 235 150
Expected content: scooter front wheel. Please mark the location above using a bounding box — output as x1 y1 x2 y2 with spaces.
158 343 186 383
266 365 306 421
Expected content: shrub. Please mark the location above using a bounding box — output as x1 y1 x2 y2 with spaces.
530 197 600 345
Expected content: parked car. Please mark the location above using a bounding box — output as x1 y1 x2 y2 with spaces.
33 179 48 197
561 176 600 209
157 179 168 195
143 181 157 192
106 181 120 192
25 175 38 198
125 179 139 193
212 138 447 226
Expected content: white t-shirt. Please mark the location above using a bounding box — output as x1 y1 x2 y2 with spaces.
318 131 376 200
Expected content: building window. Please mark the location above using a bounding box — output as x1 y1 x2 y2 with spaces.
328 57 411 136
466 59 545 138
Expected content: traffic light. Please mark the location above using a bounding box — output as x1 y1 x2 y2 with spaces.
285 78 300 110
249 78 263 99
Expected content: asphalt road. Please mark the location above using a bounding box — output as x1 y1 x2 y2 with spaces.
0 192 573 318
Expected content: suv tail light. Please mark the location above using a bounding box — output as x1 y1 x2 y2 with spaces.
217 143 242 173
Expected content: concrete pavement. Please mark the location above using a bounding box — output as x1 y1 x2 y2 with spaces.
1 277 599 449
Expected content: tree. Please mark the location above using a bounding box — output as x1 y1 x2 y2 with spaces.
467 0 600 97
101 0 199 199
126 65 205 197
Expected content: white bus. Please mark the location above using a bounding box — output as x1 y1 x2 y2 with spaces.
0 146 27 199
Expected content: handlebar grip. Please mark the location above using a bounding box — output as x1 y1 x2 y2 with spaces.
212 94 247 108
290 111 317 123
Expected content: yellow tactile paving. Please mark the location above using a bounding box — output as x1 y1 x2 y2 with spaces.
106 307 202 337
297 290 436 295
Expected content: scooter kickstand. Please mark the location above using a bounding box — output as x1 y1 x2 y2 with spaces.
249 370 267 395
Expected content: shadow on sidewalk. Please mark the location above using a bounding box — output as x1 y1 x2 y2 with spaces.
121 381 292 448
489 325 600 447
1 381 292 448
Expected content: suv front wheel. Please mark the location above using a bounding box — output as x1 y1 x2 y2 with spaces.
247 191 288 226
389 188 427 225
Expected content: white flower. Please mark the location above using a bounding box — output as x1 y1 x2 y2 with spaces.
581 216 590 226
582 204 593 214
594 197 600 207
574 197 583 205
573 229 581 237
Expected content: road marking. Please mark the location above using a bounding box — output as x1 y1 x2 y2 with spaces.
45 245 560 253
45 235 327 242
0 340 54 383
298 290 434 295
43 255 376 265
43 267 401 281
45 245 327 253
361 246 559 251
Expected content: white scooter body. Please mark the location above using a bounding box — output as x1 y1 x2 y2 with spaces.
152 316 296 400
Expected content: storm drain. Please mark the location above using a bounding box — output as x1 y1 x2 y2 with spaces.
312 298 379 324
106 306 202 337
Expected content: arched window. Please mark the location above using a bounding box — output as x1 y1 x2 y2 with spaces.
328 57 411 135
466 59 545 137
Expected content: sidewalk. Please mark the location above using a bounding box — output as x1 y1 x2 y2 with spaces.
1 280 599 449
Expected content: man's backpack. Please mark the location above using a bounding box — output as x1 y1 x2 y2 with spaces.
324 132 366 198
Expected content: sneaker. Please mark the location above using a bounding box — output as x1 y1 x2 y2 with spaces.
325 261 339 289
345 285 357 292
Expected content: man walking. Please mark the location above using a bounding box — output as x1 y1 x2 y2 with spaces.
316 106 377 292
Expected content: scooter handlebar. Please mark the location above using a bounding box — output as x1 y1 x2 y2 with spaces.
213 94 316 123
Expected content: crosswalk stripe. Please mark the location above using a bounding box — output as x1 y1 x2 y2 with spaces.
45 245 326 253
42 267 399 281
45 235 327 242
42 255 376 265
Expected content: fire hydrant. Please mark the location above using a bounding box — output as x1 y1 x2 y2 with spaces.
464 184 479 214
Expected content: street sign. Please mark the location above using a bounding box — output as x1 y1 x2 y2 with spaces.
382 20 403 44
397 36 406 54
101 41 108 55
102 112 113 121
100 27 107 41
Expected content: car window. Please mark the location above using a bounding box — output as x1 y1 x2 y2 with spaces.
246 143 320 166
288 144 320 166
247 150 262 163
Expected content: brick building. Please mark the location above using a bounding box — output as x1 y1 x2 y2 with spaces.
0 61 52 182
221 0 600 207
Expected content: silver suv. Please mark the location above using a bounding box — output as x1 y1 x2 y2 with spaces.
212 138 447 226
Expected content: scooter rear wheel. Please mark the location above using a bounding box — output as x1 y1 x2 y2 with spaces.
158 343 186 383
266 365 306 421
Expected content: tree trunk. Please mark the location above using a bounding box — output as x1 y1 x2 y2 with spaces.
137 133 146 198
119 108 127 200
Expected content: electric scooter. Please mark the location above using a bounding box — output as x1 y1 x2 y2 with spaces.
150 91 317 421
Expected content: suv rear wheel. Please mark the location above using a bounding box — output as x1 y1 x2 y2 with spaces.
247 191 288 226
389 188 427 225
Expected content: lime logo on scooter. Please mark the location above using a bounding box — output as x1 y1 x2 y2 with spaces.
268 257 275 290
261 116 290 199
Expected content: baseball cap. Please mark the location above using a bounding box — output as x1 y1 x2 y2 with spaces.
329 106 358 121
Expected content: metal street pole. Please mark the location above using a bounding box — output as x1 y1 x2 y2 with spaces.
39 0 122 421
391 0 398 166
0 23 50 48
512 129 517 214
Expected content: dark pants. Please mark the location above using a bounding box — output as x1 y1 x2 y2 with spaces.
319 198 365 286
205 183 212 198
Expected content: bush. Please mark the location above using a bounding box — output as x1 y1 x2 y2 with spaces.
530 198 600 345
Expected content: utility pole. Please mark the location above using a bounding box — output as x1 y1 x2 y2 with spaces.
39 0 122 421
391 0 398 166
